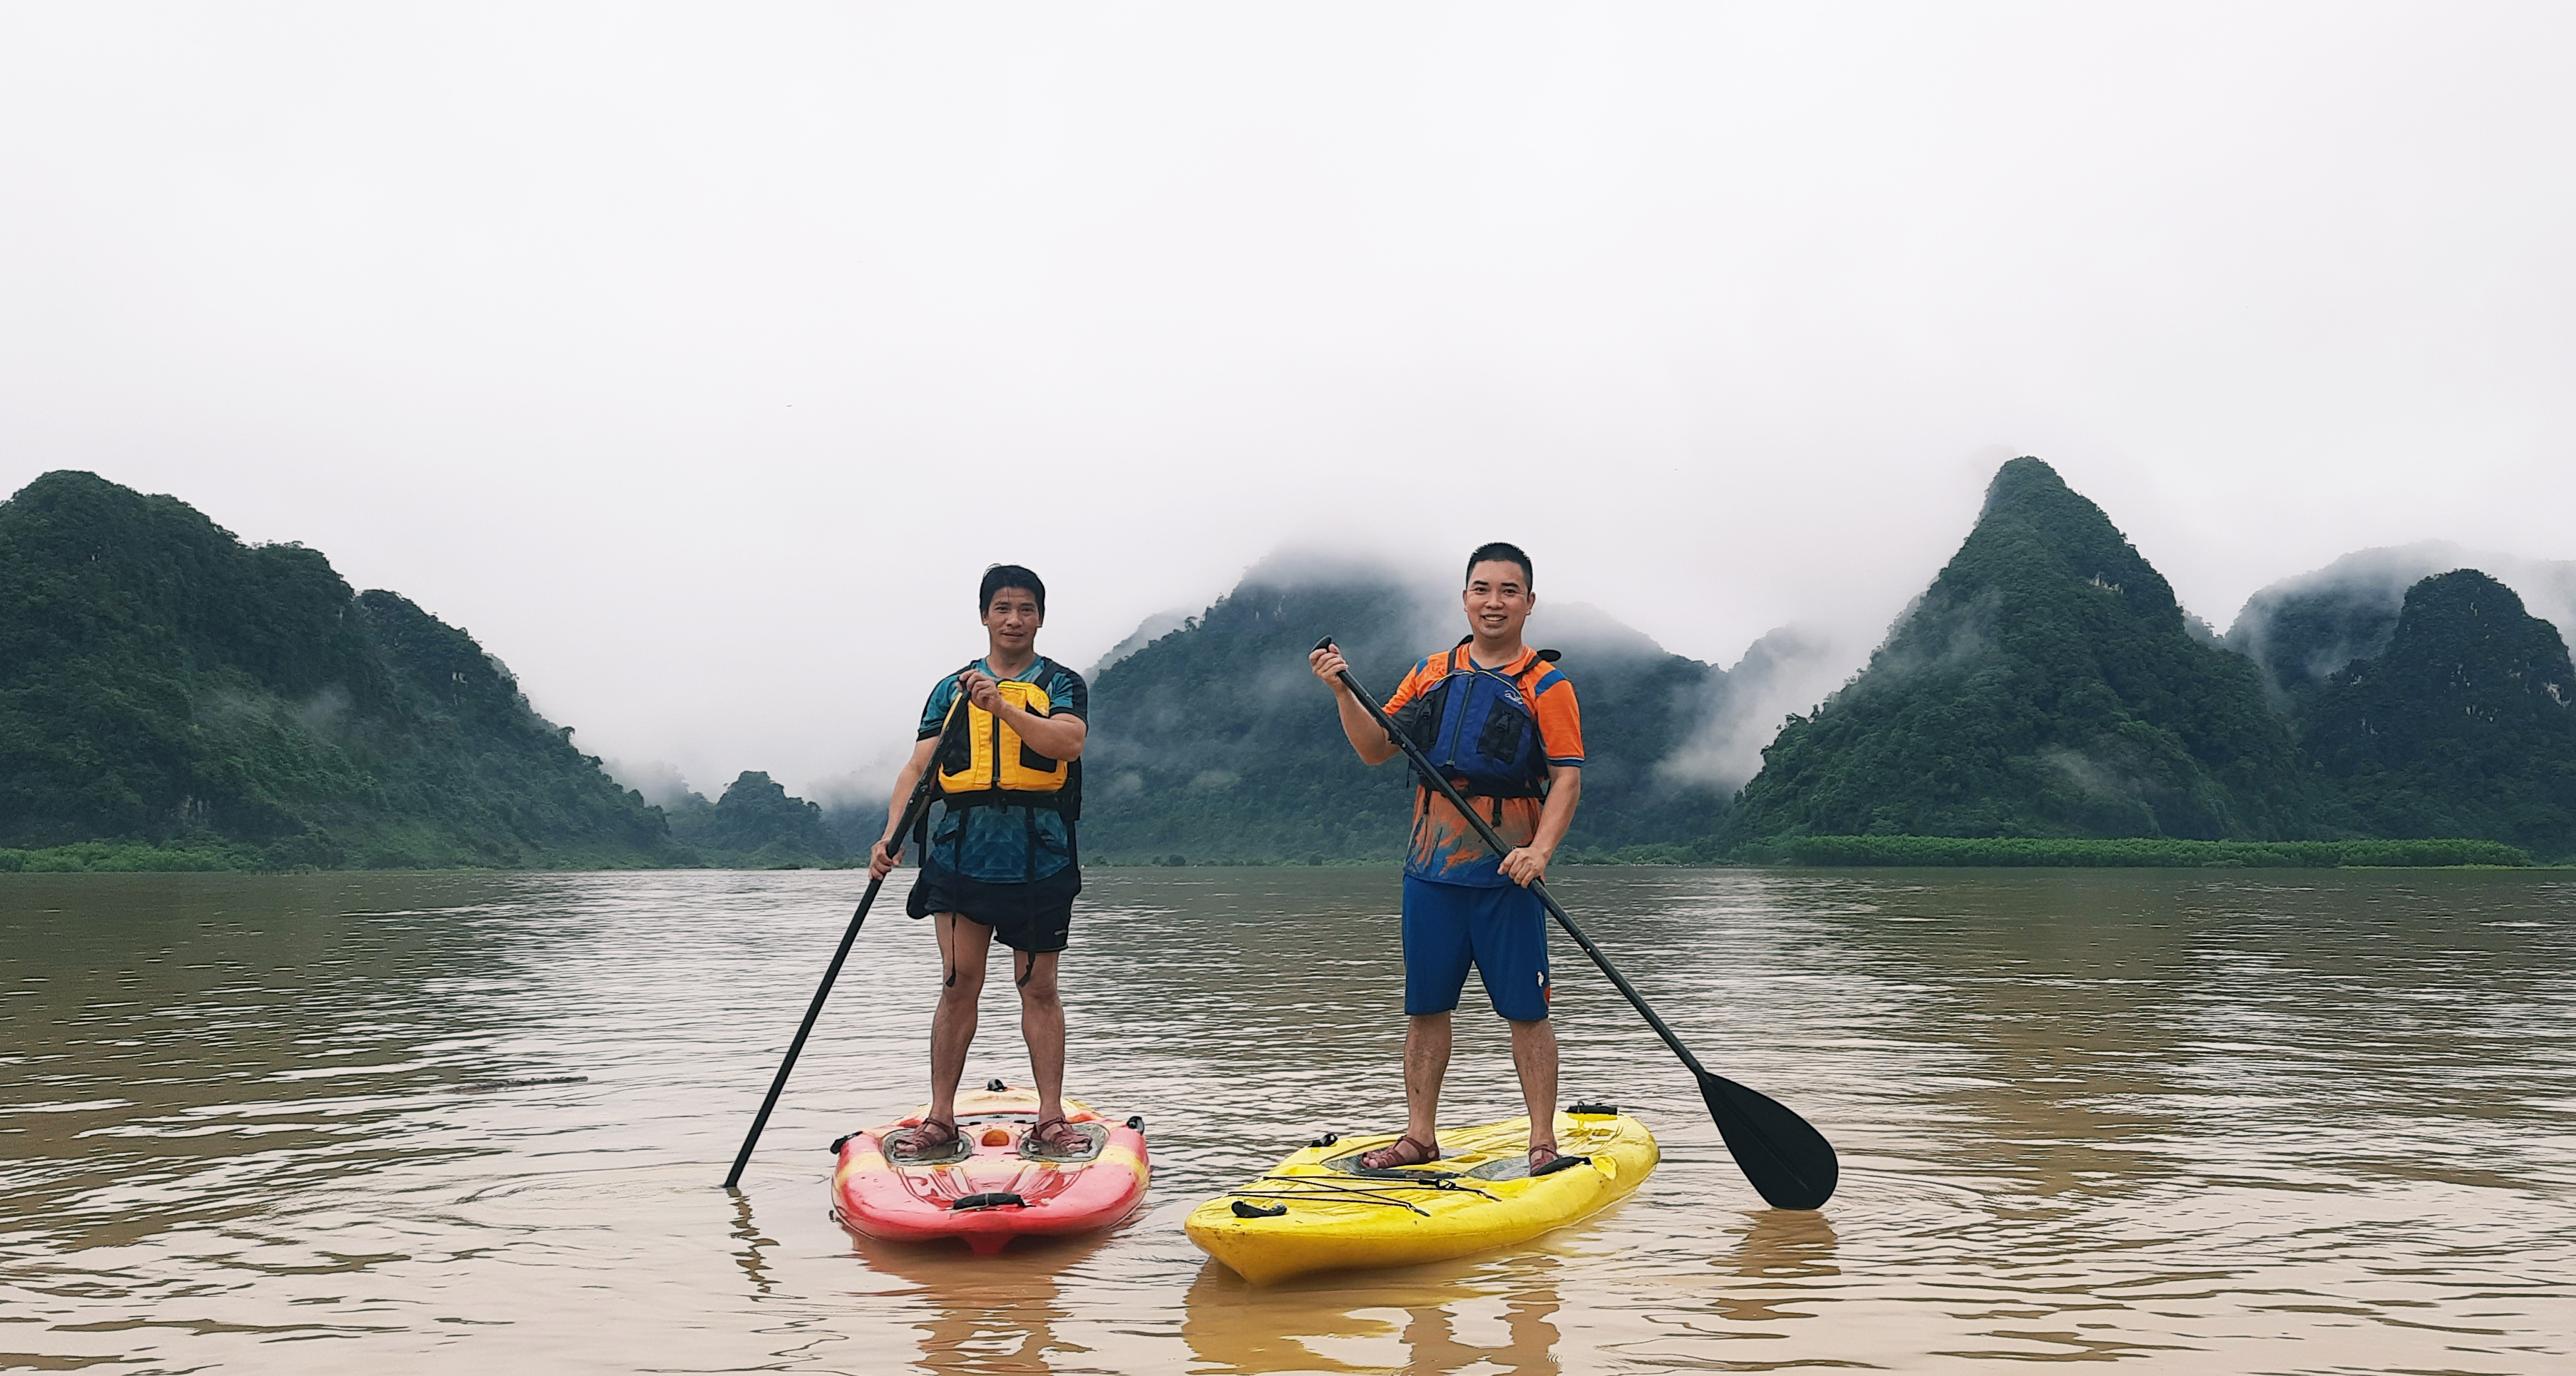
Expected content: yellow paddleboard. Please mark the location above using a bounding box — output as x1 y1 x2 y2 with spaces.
1184 1107 1658 1285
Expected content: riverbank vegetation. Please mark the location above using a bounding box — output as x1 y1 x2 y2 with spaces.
1728 835 2532 868
1718 459 2576 865
0 839 683 873
1070 557 1736 865
8 463 2573 873
0 473 677 868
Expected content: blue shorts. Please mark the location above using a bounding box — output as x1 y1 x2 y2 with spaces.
1402 874 1551 1022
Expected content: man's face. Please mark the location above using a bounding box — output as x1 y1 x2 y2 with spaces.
1462 560 1535 642
983 587 1044 652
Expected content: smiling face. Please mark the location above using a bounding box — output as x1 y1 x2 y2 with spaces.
982 586 1044 657
1462 558 1536 648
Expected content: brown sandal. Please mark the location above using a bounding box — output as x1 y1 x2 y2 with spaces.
890 1117 959 1156
1357 1134 1442 1170
1027 1116 1090 1157
1527 1141 1561 1172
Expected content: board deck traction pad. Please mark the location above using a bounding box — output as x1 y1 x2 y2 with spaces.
879 1114 1110 1166
1252 1106 1627 1198
1310 1099 1623 1183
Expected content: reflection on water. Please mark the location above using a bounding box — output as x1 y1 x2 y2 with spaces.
847 1231 1105 1375
1710 1207 1840 1328
1183 1250 1566 1375
3 867 2573 1372
728 1188 777 1295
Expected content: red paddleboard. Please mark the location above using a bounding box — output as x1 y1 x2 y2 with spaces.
830 1082 1149 1256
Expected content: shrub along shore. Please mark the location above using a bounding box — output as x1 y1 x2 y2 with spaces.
14 835 2538 873
0 842 697 873
1731 835 2533 867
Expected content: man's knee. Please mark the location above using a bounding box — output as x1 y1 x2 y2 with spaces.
1014 954 1062 1007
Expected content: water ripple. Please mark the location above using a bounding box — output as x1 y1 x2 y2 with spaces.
2 866 2571 1372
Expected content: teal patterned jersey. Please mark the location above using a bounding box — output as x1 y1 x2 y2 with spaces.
914 657 1087 882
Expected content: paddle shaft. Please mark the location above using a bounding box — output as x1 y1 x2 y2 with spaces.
1315 641 1715 1078
722 678 974 1188
1318 636 1837 1209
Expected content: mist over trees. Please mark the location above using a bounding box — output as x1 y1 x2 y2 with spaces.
2302 571 2576 856
1723 459 2312 846
2225 542 2576 702
0 471 671 868
663 771 848 869
6 464 2570 870
1068 552 1834 864
1720 460 2576 861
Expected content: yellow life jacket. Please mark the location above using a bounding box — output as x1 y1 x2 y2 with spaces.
933 667 1077 813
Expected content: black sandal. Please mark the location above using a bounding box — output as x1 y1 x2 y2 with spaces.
1357 1134 1442 1170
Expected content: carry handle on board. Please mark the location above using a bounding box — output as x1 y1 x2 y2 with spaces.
1313 636 1837 1211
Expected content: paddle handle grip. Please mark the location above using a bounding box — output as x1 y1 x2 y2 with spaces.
1313 636 1710 1079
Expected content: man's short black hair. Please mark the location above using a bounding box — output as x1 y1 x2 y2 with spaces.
1464 542 1533 590
980 564 1046 617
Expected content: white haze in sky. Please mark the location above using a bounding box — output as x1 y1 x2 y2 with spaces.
4 4 2571 802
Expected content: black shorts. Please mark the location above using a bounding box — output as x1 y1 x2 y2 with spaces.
904 860 1080 954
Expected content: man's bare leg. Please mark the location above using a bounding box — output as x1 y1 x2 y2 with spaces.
1015 949 1067 1123
1510 1017 1560 1160
928 913 995 1126
1402 1012 1454 1151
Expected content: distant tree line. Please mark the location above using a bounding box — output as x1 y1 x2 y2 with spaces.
5 465 2569 872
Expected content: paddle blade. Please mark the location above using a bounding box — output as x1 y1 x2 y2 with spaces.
1699 1070 1839 1210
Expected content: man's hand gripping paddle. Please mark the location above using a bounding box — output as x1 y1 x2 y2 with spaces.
1315 637 1838 1210
722 671 978 1189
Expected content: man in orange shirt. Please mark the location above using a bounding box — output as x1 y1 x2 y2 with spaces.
1308 542 1584 1171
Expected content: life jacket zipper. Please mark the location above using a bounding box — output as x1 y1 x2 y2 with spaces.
990 662 1005 791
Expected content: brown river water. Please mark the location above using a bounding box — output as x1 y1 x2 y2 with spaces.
4 867 2572 1374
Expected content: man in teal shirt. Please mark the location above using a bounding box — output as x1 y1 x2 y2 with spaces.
870 565 1089 1156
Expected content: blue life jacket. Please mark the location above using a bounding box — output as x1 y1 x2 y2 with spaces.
1389 642 1564 799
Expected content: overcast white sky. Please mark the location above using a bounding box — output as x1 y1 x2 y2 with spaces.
4 4 2570 801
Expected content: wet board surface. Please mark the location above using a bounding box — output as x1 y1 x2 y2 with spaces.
1184 1109 1660 1285
833 1084 1150 1256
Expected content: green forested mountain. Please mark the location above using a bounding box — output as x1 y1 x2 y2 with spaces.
0 471 672 867
2301 570 2576 855
1724 458 2312 844
16 466 2566 873
2227 543 2576 702
665 770 848 868
1077 555 1737 863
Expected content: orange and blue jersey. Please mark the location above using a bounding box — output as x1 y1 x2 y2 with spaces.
1380 644 1584 888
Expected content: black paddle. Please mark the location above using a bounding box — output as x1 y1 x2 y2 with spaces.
722 672 977 1189
1314 637 1838 1211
